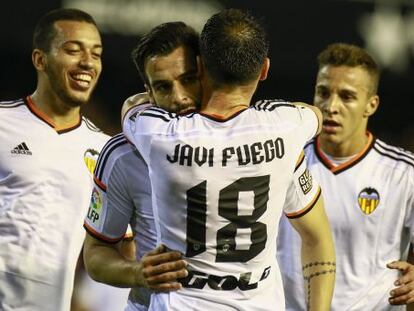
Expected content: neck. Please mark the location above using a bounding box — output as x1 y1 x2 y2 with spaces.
31 88 81 130
319 131 370 158
200 80 257 118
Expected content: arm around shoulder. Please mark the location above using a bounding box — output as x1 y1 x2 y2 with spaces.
292 102 323 135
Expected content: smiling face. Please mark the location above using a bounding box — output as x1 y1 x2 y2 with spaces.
314 65 379 156
144 45 201 113
41 20 102 107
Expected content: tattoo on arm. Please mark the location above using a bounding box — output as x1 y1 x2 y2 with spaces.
302 261 336 311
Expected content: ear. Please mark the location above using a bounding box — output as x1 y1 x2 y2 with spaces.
32 49 46 71
364 94 379 117
144 84 155 104
259 57 270 81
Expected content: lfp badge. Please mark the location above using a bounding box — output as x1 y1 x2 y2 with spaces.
87 188 102 224
358 187 380 215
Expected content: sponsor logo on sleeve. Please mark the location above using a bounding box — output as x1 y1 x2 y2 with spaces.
298 169 313 194
87 188 102 224
358 187 380 215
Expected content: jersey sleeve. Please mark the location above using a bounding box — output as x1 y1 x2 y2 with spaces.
403 167 414 244
283 152 322 218
297 106 320 142
122 103 162 162
84 158 135 244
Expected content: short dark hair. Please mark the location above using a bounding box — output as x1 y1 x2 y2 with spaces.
317 43 380 94
33 8 98 53
200 8 269 86
131 22 199 85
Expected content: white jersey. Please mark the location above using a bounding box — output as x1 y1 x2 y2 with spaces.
0 97 109 311
277 133 414 311
123 99 320 310
84 133 157 309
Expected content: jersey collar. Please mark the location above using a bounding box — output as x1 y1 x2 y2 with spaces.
314 132 375 174
25 96 82 134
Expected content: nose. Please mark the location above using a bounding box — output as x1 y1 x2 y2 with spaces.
323 95 340 114
172 83 192 106
79 51 95 69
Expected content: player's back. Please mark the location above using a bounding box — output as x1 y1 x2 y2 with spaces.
124 100 318 310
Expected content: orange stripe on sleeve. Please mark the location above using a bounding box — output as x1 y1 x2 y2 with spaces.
285 186 321 219
84 222 124 244
294 151 305 172
93 176 107 191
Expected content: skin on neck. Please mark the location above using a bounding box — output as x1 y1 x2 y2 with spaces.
31 87 81 130
199 57 269 118
319 124 369 158
200 81 257 118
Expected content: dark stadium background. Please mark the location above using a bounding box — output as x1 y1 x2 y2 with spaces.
1 0 413 151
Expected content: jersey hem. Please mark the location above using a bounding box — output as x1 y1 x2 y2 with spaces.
285 186 321 219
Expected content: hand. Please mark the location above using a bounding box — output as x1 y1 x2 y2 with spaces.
121 92 150 121
387 261 414 305
135 244 188 292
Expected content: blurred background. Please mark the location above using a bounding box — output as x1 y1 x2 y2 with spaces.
1 0 414 151
1 1 413 310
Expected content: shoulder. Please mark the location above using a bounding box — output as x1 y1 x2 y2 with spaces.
0 98 29 118
251 99 294 111
0 98 26 109
372 138 414 169
94 133 138 183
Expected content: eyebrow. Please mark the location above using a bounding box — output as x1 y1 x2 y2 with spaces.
63 40 102 49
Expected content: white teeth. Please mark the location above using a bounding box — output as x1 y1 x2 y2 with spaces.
73 74 92 82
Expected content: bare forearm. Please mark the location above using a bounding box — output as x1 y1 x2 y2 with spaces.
290 196 336 310
85 243 140 288
301 239 335 311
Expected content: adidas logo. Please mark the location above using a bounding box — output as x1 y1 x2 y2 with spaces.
11 142 32 155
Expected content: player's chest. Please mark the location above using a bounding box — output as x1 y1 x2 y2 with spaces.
0 123 99 184
311 163 406 230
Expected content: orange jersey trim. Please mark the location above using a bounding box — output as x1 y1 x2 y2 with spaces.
315 132 374 174
294 151 305 172
84 222 124 244
285 186 321 219
26 96 82 133
93 176 107 191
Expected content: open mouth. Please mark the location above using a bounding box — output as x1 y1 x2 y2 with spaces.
322 120 340 133
70 73 93 90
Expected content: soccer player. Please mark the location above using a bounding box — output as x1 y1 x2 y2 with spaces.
0 8 110 311
82 22 200 310
277 43 414 310
122 9 335 310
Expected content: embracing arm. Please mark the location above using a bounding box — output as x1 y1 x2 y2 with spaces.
292 102 323 136
121 92 150 124
83 233 188 291
288 193 336 311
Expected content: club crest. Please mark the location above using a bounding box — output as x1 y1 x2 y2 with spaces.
358 187 380 215
84 148 99 174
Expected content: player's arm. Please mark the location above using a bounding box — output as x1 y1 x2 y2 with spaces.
292 102 322 135
121 92 151 124
284 151 335 310
83 234 188 291
288 193 335 311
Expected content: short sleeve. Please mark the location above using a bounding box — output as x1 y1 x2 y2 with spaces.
296 106 319 142
283 152 321 218
84 160 134 243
